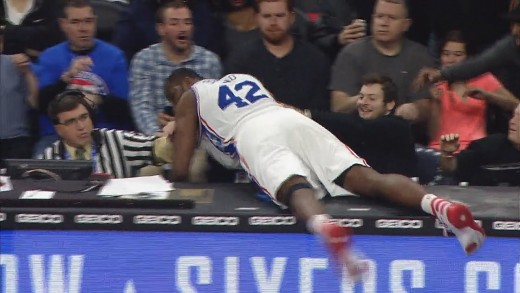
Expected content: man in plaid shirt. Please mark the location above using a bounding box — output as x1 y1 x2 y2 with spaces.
129 0 222 136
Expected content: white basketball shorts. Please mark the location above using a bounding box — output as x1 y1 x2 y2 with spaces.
234 107 369 206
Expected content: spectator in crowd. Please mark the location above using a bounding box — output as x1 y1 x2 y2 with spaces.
37 90 173 178
226 0 330 111
0 31 38 160
301 73 417 177
129 0 222 136
399 31 519 151
414 3 520 134
169 69 485 278
439 105 520 186
296 0 366 60
330 0 434 113
112 0 221 61
415 4 520 98
0 0 63 57
33 0 131 156
215 0 311 63
214 0 260 62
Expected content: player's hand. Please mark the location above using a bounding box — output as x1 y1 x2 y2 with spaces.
11 53 31 73
162 120 176 137
395 103 419 121
157 112 175 127
337 19 366 46
413 67 442 91
463 86 488 101
440 133 460 154
279 102 302 112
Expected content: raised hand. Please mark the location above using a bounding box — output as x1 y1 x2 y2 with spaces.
413 67 442 91
338 19 366 46
440 133 460 154
62 56 93 82
11 53 31 73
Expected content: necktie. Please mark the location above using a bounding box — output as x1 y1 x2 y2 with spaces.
75 147 86 160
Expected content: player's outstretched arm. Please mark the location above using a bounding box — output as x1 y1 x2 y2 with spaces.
171 90 198 181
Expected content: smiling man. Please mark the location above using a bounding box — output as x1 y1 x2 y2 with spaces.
439 104 520 186
305 73 417 177
129 0 222 136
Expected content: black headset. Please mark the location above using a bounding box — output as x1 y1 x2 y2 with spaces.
50 90 106 170
49 89 96 125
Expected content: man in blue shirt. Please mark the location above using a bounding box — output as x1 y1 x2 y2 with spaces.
32 0 132 156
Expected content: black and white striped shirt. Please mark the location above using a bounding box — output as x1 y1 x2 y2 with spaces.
37 128 158 178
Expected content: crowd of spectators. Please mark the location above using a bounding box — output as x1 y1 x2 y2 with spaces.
1 0 519 186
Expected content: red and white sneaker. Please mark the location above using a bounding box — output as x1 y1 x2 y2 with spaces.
432 199 486 254
320 222 368 280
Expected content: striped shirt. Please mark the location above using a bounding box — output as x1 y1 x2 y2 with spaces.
129 44 222 135
36 128 158 178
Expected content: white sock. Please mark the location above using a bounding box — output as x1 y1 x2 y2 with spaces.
307 214 331 234
420 194 439 216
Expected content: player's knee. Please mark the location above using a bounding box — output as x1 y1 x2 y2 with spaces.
276 175 313 206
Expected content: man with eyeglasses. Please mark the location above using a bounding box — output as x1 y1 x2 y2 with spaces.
31 0 132 157
36 91 173 178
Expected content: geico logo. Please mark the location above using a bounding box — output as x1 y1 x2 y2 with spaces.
248 216 297 226
75 214 123 224
435 219 482 229
493 221 520 230
0 213 5 222
15 214 63 224
375 219 423 229
134 215 181 225
330 218 363 228
192 216 239 226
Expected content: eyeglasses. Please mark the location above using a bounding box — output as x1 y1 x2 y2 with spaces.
57 112 90 127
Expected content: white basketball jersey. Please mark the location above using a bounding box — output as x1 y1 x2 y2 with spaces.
192 74 279 157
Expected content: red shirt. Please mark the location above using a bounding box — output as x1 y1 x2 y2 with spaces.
429 73 502 151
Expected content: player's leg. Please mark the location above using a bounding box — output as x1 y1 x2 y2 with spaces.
335 165 485 254
276 175 366 278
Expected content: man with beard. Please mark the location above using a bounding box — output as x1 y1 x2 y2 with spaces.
129 0 222 136
225 0 330 111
